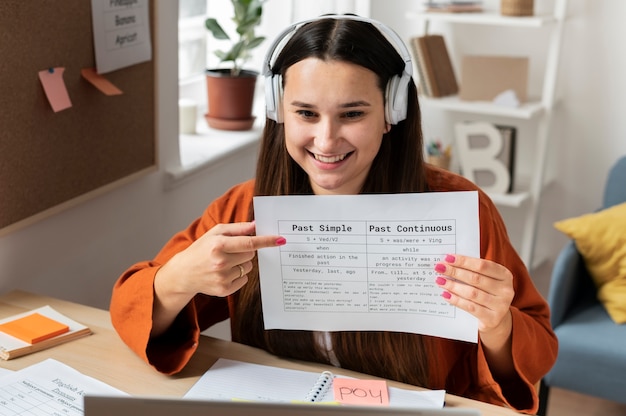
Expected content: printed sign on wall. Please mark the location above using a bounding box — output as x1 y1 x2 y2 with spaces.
91 0 152 74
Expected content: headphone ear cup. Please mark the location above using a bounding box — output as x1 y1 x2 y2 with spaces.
265 74 277 122
385 74 409 125
385 75 400 125
265 74 284 123
273 74 284 123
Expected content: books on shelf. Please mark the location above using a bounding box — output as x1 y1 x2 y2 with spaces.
410 34 459 98
0 305 92 360
411 37 435 97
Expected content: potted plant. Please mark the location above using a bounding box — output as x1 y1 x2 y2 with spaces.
204 0 265 130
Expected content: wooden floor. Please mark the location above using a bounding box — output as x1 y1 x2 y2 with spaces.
546 387 626 416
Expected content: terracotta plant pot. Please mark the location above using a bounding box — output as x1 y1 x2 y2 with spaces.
205 69 258 131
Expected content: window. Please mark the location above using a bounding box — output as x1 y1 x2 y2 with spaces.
178 0 207 81
177 1 371 113
178 0 216 106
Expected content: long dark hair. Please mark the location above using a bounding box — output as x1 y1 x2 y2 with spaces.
232 17 430 387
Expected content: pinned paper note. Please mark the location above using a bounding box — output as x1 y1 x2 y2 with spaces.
38 67 72 112
81 68 123 95
0 313 69 344
332 378 389 406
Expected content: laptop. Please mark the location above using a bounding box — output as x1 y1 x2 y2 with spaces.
84 396 481 416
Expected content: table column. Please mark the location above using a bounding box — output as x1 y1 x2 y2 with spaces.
366 220 457 317
278 221 368 312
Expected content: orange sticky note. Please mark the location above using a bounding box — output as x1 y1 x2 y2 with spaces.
333 378 389 406
0 313 69 344
38 67 72 112
81 68 123 96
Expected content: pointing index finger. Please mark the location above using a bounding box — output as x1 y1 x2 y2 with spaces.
256 235 287 250
228 234 286 254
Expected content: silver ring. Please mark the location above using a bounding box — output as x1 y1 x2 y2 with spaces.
236 264 245 279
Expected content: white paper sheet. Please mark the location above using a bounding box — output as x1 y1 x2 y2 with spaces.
254 191 479 343
0 358 127 415
90 0 152 74
184 358 445 408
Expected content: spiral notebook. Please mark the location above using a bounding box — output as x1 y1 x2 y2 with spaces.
304 370 334 402
183 358 445 407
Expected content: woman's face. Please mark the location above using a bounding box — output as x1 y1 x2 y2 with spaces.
282 58 390 195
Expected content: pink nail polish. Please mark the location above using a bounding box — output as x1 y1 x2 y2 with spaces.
275 237 286 246
442 291 452 300
436 276 446 286
445 254 456 263
434 263 446 273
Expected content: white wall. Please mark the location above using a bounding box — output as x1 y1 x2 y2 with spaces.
1 0 625 309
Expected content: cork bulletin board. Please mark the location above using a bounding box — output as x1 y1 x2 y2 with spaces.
0 1 156 233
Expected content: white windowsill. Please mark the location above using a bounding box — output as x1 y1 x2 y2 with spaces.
165 121 263 187
164 93 265 188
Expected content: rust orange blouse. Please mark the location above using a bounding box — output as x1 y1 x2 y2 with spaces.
110 167 557 414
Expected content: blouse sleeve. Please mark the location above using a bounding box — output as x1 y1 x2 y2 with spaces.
109 181 254 374
469 190 558 413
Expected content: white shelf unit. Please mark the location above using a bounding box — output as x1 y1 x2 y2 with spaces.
407 0 568 268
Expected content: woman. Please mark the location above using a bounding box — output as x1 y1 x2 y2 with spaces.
110 15 557 414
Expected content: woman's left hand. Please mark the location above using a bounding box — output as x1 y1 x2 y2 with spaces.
434 254 514 335
434 254 518 379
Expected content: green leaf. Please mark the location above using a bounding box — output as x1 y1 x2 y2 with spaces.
214 50 228 61
232 0 247 24
246 36 265 50
230 41 246 60
205 18 230 40
247 0 264 19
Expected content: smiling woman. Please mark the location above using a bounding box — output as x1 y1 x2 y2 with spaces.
112 14 557 415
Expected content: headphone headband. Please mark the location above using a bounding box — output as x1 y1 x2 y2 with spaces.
263 15 413 124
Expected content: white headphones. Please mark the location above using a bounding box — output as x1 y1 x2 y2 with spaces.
263 15 413 125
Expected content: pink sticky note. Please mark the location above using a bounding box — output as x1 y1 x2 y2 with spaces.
38 67 72 112
333 378 389 406
81 68 123 96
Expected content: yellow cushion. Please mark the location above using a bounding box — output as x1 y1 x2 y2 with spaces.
554 202 626 324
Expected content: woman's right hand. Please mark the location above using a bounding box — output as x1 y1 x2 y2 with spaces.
151 221 285 336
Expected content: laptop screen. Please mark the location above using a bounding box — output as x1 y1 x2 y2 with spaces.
84 396 482 416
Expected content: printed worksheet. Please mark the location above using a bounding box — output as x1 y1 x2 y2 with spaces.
184 358 445 408
254 191 479 343
0 358 127 415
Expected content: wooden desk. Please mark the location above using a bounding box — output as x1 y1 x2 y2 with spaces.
0 290 520 415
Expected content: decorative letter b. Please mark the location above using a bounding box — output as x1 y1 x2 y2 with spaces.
455 122 511 194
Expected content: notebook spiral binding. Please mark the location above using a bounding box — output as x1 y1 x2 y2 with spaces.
304 370 334 402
